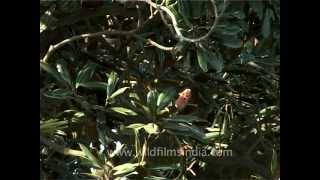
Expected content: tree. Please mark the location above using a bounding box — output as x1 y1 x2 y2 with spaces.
40 0 280 179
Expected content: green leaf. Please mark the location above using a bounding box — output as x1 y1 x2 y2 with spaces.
197 48 208 72
271 149 278 176
40 119 68 134
112 162 140 176
109 107 138 116
44 89 73 100
156 87 176 111
147 90 159 115
216 24 242 36
168 4 190 28
204 132 221 141
239 52 255 64
109 87 130 100
165 0 176 6
143 123 160 135
107 71 119 98
190 1 205 18
220 35 243 49
176 0 193 27
207 51 224 73
76 81 108 90
262 8 272 38
126 123 145 131
178 0 192 18
75 63 97 88
125 123 159 135
56 59 72 87
148 164 179 171
162 122 208 143
79 143 102 168
144 176 171 180
40 62 63 83
164 115 207 124
158 49 165 71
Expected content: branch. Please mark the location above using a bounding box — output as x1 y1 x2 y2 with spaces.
146 38 174 51
41 29 136 63
144 0 227 43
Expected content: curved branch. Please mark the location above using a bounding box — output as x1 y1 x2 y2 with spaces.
144 0 227 43
41 29 136 63
146 38 174 51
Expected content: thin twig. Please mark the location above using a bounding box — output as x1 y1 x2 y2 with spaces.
41 29 136 63
146 38 174 51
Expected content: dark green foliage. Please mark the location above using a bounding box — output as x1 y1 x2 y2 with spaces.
40 0 280 179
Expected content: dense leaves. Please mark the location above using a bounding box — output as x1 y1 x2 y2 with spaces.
40 0 280 180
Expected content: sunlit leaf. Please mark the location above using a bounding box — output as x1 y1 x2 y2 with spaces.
56 59 72 87
40 62 63 83
109 107 138 116
75 63 97 88
107 71 119 98
79 143 102 169
112 162 140 176
76 81 108 90
143 123 160 135
109 87 130 100
44 89 73 100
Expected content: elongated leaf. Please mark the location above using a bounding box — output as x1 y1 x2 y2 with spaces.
148 164 179 171
197 48 208 72
262 8 272 38
162 122 208 143
158 49 165 71
125 123 159 135
40 119 68 134
77 81 108 90
165 0 176 6
44 89 73 100
40 62 63 83
178 0 192 18
79 143 102 169
75 63 97 88
220 35 243 49
144 176 171 180
107 71 119 98
143 123 160 135
109 87 130 100
204 132 221 141
147 90 158 115
56 59 72 87
126 123 145 131
271 149 278 176
157 87 176 111
112 162 140 176
216 24 242 36
109 107 138 116
164 115 207 124
207 51 224 73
